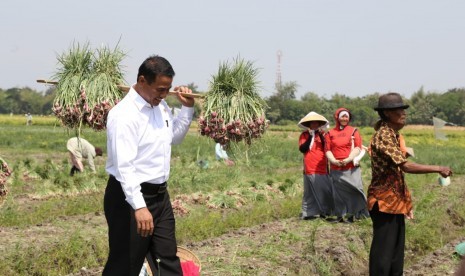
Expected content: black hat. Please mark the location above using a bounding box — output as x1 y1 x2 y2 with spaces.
374 92 410 111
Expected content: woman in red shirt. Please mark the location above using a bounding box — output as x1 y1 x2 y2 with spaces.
298 112 333 220
325 107 369 223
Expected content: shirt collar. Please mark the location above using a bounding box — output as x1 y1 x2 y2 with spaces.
380 121 400 137
128 85 152 110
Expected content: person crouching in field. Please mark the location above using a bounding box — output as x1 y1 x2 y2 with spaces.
215 142 235 166
368 92 453 276
66 137 103 176
297 112 334 220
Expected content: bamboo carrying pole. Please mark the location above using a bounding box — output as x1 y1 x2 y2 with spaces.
36 79 204 99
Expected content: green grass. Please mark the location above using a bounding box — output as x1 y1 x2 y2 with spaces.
0 230 108 276
0 123 464 274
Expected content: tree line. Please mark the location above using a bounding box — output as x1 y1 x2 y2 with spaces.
266 83 464 127
0 84 463 127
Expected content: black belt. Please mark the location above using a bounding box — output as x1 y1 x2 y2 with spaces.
141 182 167 195
109 175 167 195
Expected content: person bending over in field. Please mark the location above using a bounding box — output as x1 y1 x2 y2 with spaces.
368 92 452 276
66 137 103 176
215 142 235 166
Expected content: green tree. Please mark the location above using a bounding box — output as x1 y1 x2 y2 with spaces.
265 81 299 123
408 87 439 125
436 88 465 125
299 91 335 123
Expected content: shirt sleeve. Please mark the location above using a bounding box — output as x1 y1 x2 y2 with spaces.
324 131 332 152
172 106 194 145
82 142 97 172
87 153 96 172
298 131 308 146
299 131 312 153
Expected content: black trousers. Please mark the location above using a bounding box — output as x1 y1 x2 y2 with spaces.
103 176 182 276
70 165 80 176
369 202 405 276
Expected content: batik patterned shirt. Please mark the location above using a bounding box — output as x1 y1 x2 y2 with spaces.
367 121 412 215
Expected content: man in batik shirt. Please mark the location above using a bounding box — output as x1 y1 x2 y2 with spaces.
368 92 452 276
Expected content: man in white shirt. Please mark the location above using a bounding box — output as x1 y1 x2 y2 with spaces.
103 55 194 276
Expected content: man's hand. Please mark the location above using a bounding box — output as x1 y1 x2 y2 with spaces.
439 166 453 178
173 86 195 107
135 207 154 237
405 210 414 220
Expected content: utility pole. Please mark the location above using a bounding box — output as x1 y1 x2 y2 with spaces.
275 50 282 90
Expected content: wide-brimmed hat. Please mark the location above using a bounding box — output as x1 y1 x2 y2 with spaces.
298 112 328 129
374 92 410 111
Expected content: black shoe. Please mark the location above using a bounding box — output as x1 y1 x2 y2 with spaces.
325 217 338 222
328 217 344 223
339 216 355 224
320 214 327 219
302 215 318 221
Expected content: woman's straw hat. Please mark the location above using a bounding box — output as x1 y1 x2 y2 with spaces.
298 112 328 129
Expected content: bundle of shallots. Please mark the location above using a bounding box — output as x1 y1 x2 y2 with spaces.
51 42 125 132
199 57 268 145
52 43 92 129
0 157 12 205
83 46 125 130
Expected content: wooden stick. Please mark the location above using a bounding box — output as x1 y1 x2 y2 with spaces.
36 79 204 98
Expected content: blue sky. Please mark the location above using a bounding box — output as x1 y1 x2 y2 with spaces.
1 0 464 98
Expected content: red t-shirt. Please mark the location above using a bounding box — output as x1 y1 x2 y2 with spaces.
299 131 328 175
325 126 362 170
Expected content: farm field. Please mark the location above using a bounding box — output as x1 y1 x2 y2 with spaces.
0 117 464 275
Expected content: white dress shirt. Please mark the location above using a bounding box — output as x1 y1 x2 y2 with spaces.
106 86 194 210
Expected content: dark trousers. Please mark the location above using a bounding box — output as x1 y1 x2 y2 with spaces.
369 202 405 276
103 176 182 276
70 166 80 176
